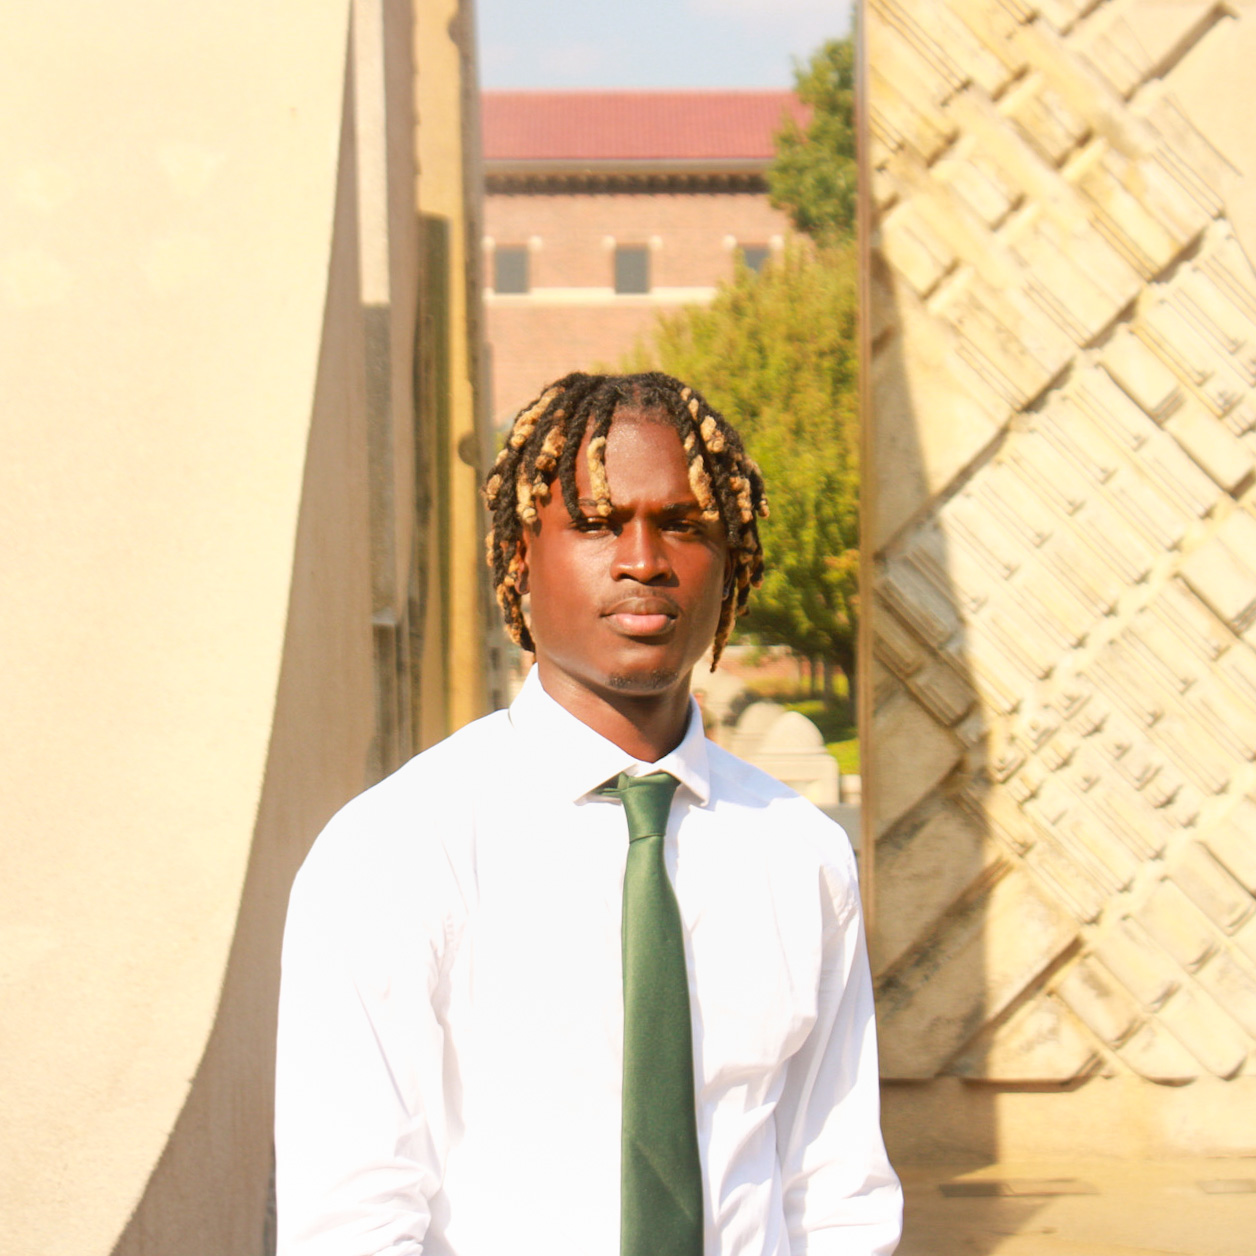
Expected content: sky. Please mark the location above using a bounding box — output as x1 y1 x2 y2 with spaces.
476 0 853 89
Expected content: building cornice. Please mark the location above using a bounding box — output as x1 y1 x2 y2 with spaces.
486 167 769 196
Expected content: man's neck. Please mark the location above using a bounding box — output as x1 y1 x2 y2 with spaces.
535 663 694 762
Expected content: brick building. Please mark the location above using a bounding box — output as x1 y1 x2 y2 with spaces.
482 90 806 425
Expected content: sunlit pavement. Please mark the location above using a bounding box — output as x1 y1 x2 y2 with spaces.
895 1160 1256 1256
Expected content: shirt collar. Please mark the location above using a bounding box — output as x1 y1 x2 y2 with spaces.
507 667 711 806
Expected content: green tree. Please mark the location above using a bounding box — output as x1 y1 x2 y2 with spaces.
768 38 856 244
625 242 860 692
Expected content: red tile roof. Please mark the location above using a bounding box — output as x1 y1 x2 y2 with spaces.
482 90 808 167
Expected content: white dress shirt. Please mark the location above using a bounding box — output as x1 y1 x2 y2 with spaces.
275 669 902 1256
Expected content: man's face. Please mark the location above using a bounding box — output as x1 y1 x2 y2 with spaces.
519 408 730 704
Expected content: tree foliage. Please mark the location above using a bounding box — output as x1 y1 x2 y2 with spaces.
768 38 856 244
625 242 860 677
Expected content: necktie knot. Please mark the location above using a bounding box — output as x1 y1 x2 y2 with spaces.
605 771 680 842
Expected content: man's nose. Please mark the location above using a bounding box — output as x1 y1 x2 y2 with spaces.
611 521 672 583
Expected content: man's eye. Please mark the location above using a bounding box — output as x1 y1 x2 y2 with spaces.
576 516 610 531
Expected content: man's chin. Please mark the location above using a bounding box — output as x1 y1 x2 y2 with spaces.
605 666 682 695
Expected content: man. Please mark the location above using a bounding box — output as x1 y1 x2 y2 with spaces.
275 371 902 1255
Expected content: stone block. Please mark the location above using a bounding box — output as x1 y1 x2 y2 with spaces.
878 201 956 298
1219 644 1256 713
1123 615 1201 696
1152 579 1233 663
1165 844 1256 934
874 601 928 679
914 0 1016 97
1143 297 1250 417
981 785 1038 856
1202 799 1256 894
871 10 963 110
936 270 1076 408
1115 1019 1200 1083
1186 677 1256 763
1227 402 1256 438
907 656 976 727
980 603 1061 680
1067 496 1155 584
873 801 1002 977
1149 710 1240 797
877 556 961 649
1230 914 1256 971
1199 231 1256 330
1014 560 1101 647
1075 0 1222 99
1093 918 1179 1011
1071 143 1192 279
1194 949 1256 1039
958 638 1027 716
1138 877 1219 971
973 461 1058 548
1059 806 1140 892
1023 831 1107 924
1158 983 1249 1078
1034 0 1090 34
950 0 1029 82
1181 511 1256 632
1069 372 1221 517
875 867 1077 1078
868 64 957 164
868 279 1008 548
1072 364 1160 452
871 687 964 837
952 992 1101 1082
934 146 1019 229
1177 266 1256 385
1003 72 1091 166
1039 529 1124 622
1101 325 1183 422
1037 397 1123 488
1138 94 1228 221
1055 957 1141 1046
1004 429 1088 520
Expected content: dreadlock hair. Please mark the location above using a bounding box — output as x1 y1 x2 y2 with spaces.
482 371 769 670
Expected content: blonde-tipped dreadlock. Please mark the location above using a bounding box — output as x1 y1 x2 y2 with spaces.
482 371 769 669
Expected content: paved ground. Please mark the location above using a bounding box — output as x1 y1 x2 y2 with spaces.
896 1160 1256 1255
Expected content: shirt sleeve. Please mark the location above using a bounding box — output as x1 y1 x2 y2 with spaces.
274 807 458 1256
774 858 903 1256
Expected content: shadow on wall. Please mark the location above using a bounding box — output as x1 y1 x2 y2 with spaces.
867 245 1067 1251
110 68 378 1256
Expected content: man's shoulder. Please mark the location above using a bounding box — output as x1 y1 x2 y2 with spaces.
704 739 858 881
293 708 512 892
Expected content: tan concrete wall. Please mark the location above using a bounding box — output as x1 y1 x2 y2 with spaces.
863 0 1256 1160
0 2 486 1251
416 0 497 729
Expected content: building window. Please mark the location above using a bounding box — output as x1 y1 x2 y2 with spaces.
494 245 529 294
741 245 771 273
614 245 650 294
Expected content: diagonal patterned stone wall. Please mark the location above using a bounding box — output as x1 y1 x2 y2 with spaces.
867 0 1256 1088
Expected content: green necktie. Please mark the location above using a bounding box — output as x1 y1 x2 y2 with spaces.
603 771 703 1256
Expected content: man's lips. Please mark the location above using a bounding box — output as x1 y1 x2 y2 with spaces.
603 595 680 637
